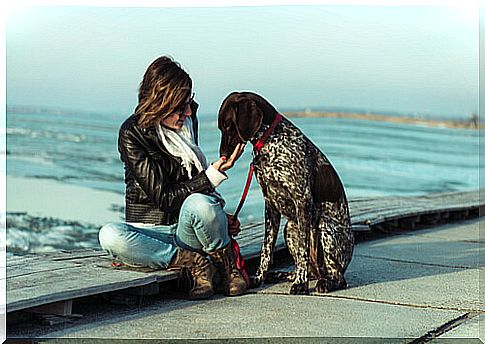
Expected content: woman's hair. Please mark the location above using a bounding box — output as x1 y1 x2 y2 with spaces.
135 56 192 128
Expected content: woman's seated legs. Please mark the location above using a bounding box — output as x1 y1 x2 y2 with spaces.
175 193 230 253
98 222 178 269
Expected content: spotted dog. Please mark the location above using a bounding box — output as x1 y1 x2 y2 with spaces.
218 91 354 295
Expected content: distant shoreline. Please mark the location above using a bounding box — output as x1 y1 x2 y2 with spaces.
7 105 481 130
284 111 482 130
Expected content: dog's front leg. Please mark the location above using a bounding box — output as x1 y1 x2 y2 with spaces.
251 202 281 288
286 203 314 295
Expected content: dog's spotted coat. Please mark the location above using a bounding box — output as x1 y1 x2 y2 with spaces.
250 118 354 294
217 92 354 295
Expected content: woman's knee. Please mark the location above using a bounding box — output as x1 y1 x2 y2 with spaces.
98 222 129 252
181 193 222 222
178 193 230 251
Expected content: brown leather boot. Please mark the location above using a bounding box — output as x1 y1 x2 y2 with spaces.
208 244 247 296
168 248 215 300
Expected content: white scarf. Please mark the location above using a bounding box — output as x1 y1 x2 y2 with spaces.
156 117 208 179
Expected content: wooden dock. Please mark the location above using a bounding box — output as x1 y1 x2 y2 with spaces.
7 189 483 318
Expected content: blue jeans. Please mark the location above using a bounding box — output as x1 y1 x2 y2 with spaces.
98 193 231 269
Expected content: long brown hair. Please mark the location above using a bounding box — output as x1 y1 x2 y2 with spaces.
135 56 192 128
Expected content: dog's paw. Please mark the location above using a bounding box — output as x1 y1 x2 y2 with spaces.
315 277 347 294
289 282 309 295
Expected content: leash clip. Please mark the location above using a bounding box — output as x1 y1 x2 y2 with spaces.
254 140 264 151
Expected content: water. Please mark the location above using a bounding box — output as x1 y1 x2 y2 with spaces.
6 110 480 254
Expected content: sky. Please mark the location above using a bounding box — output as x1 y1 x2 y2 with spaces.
5 2 480 119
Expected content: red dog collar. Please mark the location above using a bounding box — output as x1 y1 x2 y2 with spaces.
254 113 283 152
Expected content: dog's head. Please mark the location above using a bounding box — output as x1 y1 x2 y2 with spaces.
218 91 278 157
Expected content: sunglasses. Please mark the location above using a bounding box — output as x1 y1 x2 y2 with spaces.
174 92 195 115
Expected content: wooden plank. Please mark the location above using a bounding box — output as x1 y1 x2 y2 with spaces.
350 190 478 209
7 259 84 278
348 190 480 226
239 234 286 261
7 255 45 268
48 250 108 261
368 206 477 226
7 249 108 270
7 256 178 313
7 189 484 313
351 200 464 220
7 251 114 279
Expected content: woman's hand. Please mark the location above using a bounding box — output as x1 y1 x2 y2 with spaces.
212 143 245 173
227 213 241 237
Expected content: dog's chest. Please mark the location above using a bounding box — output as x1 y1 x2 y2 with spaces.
252 121 310 197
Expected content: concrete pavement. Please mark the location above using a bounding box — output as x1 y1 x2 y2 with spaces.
8 218 484 342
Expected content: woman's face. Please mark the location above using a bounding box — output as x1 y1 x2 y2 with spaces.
161 94 194 130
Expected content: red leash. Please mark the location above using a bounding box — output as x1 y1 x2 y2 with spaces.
233 113 282 218
233 163 255 218
230 113 283 287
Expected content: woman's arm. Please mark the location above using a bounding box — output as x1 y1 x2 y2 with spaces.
118 124 215 212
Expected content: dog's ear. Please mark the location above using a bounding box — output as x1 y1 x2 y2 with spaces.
244 92 279 117
234 98 264 142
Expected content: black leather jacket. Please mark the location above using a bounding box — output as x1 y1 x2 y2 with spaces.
118 102 215 225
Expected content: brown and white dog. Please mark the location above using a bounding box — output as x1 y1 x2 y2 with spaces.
218 91 354 295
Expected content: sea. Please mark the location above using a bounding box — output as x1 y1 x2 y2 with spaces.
6 109 481 255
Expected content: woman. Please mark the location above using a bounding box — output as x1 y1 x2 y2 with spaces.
99 56 247 299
